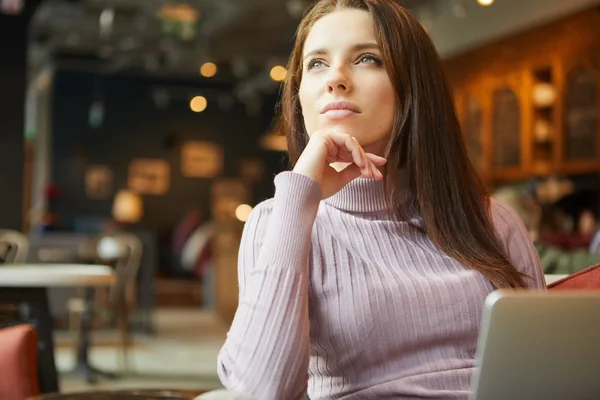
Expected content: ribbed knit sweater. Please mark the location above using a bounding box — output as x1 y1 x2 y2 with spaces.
217 171 546 400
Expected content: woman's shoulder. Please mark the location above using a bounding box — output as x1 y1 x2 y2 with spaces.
254 197 276 212
246 198 276 223
488 197 528 239
489 197 521 221
240 199 276 247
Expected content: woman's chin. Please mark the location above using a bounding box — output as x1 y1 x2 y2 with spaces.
320 119 360 134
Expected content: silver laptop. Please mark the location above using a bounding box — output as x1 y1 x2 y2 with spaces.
469 290 600 400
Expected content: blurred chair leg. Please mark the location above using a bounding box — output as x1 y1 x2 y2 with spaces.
67 298 85 361
69 311 80 361
117 309 132 374
69 310 81 339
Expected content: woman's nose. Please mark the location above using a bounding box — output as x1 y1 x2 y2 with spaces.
326 67 352 94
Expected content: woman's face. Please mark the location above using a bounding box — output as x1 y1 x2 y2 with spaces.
299 8 395 155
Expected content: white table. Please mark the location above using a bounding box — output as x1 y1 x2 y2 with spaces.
0 264 114 287
0 264 115 393
545 274 569 285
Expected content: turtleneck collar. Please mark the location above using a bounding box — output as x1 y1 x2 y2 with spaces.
324 178 388 213
324 170 412 214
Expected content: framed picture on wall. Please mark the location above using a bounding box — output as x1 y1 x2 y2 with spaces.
128 158 171 195
181 141 223 178
85 165 113 200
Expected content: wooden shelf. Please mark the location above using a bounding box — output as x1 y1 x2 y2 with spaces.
448 7 600 185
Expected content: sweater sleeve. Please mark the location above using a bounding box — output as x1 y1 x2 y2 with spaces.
217 171 322 400
490 198 547 289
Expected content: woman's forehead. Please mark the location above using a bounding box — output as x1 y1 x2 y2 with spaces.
303 9 377 55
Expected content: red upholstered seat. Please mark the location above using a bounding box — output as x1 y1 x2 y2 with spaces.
548 263 600 290
0 324 40 400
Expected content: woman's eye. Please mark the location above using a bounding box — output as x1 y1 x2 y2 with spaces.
307 59 326 70
358 55 382 65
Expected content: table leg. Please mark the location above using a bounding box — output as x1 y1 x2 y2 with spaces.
0 287 59 394
73 287 117 383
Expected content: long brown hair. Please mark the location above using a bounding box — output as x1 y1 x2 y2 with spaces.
281 0 525 289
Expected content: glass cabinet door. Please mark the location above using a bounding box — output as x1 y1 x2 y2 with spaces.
564 66 598 162
492 87 522 170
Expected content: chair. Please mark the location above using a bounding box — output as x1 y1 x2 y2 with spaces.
67 232 143 372
30 390 191 399
0 230 31 322
0 229 29 264
590 229 600 254
548 263 600 290
0 324 40 400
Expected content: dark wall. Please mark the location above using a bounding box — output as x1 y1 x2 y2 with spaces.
0 12 29 230
51 70 287 232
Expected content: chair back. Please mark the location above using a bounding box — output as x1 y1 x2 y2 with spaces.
96 232 143 309
590 229 600 254
548 263 600 290
30 390 188 399
0 230 29 264
0 324 40 400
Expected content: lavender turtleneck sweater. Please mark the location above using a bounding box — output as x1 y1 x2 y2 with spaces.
217 172 546 400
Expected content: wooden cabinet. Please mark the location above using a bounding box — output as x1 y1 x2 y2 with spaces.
446 7 600 185
527 60 561 177
560 55 600 173
454 58 600 184
488 73 528 181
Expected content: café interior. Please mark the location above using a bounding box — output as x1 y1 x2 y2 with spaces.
1 0 600 399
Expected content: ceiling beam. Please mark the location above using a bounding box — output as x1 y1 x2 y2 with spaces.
414 0 600 58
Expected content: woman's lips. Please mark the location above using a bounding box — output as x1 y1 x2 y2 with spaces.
322 109 359 119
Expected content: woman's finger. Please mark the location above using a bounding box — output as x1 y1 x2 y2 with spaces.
365 153 387 166
324 132 386 179
326 132 365 168
352 138 373 177
373 163 384 179
347 136 368 172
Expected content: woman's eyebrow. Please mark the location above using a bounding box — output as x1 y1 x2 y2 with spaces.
303 42 379 60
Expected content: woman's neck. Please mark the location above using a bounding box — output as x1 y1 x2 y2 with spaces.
324 168 412 213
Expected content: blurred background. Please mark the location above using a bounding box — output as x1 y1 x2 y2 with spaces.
1 0 599 397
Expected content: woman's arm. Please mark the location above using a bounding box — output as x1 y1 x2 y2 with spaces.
491 198 547 289
217 172 322 400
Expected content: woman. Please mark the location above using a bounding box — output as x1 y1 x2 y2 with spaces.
216 0 546 399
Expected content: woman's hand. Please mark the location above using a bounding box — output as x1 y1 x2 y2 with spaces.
293 131 387 199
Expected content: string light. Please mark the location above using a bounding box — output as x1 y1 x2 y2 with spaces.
235 204 253 222
200 62 217 78
190 96 207 112
270 65 287 82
